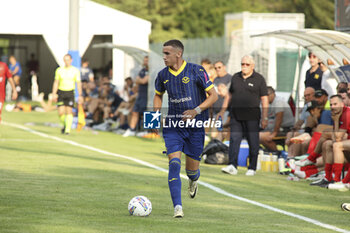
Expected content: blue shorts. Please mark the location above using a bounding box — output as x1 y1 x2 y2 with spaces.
163 127 205 161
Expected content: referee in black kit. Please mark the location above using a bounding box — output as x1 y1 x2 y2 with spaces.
218 55 268 176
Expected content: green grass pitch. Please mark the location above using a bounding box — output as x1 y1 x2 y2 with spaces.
1 110 350 233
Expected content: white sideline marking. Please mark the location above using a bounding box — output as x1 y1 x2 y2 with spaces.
3 121 350 233
0 139 54 142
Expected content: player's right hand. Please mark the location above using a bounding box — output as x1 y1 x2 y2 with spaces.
52 94 58 102
12 91 18 100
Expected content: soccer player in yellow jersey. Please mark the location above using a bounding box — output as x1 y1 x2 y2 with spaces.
51 54 83 134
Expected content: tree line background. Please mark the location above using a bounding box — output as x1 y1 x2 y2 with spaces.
93 0 334 42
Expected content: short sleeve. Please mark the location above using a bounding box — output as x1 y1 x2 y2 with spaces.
154 73 165 95
196 66 213 92
259 76 268 97
75 68 81 82
54 68 60 81
274 98 285 114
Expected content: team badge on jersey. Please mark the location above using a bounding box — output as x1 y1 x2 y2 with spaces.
315 74 319 79
182 77 190 84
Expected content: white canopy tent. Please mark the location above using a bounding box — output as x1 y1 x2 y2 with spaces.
253 29 350 66
0 0 151 90
252 29 350 111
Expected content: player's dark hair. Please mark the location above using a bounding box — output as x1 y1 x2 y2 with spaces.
330 94 343 102
163 39 184 54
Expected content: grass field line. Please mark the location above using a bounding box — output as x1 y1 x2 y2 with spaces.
0 138 55 142
3 121 350 233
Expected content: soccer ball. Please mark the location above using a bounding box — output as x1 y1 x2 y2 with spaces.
128 196 152 217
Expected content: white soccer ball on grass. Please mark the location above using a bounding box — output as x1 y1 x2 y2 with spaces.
128 196 152 217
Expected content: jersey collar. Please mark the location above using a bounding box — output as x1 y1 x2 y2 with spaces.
168 61 187 77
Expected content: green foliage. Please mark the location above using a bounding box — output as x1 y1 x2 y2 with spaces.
266 0 335 29
92 0 334 42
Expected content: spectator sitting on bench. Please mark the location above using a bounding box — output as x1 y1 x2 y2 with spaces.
285 87 315 150
260 86 294 151
288 100 333 158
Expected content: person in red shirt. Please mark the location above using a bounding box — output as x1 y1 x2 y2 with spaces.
0 61 18 122
306 95 349 188
326 95 350 190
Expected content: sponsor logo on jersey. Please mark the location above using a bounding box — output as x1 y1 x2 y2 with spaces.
169 97 192 103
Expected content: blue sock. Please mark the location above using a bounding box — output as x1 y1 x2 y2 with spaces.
186 169 200 181
168 158 182 207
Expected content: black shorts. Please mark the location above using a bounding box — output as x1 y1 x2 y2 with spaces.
57 90 75 107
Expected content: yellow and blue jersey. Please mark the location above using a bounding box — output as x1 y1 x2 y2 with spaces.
155 61 213 122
